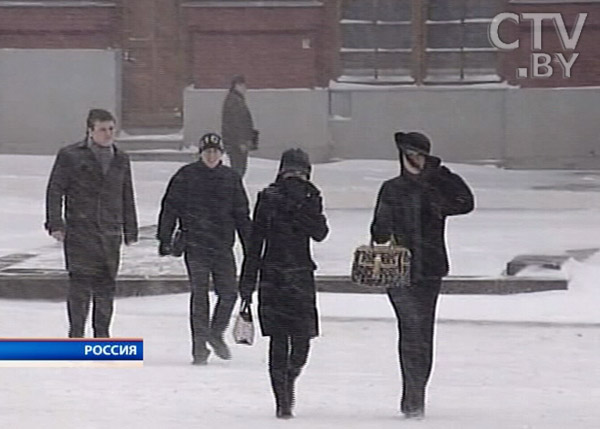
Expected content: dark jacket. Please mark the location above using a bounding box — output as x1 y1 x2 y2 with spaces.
370 156 474 280
45 141 138 278
221 88 254 150
157 160 251 253
240 177 329 337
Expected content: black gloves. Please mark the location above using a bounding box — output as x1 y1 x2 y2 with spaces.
421 155 442 180
262 178 323 236
420 157 452 219
158 241 172 256
300 192 322 215
281 177 322 214
124 233 138 246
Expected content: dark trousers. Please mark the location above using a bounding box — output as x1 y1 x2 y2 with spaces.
226 145 248 178
67 272 116 338
269 335 311 410
184 247 237 358
387 277 442 414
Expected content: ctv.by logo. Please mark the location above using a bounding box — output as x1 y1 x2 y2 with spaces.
489 13 587 79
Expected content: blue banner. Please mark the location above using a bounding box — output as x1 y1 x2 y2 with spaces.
0 339 143 361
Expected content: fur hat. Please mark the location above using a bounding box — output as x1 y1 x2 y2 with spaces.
278 148 311 177
394 131 431 155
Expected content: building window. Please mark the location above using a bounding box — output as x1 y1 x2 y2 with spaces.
425 0 503 83
339 0 505 84
339 0 414 83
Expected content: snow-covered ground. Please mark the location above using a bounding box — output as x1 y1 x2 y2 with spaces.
1 295 598 429
1 154 599 428
2 154 600 325
4 155 600 275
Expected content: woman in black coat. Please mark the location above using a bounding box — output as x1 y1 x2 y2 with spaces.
239 148 329 419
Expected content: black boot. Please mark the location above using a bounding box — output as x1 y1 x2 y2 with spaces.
276 398 293 420
191 349 211 366
276 407 293 419
401 386 425 419
68 327 84 338
271 370 293 419
403 408 425 420
208 334 231 360
287 367 301 413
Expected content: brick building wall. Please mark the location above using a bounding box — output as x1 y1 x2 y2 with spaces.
0 3 120 48
0 0 339 126
182 2 336 89
2 0 600 127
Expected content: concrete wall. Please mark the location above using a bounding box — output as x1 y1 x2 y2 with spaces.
329 86 507 163
0 49 121 154
182 85 600 169
505 88 600 168
183 87 331 162
329 85 600 168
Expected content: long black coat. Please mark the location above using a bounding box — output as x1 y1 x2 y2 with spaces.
221 89 254 151
240 177 329 337
370 156 474 280
45 141 138 278
157 160 251 253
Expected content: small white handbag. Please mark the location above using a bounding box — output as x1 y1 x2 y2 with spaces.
232 300 255 346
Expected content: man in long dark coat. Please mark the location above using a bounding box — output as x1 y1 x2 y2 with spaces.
157 132 251 365
240 148 329 419
370 131 474 419
221 74 255 178
45 108 138 338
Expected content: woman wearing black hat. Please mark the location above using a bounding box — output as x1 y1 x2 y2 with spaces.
371 132 474 419
239 148 329 419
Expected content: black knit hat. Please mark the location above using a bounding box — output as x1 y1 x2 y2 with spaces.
394 131 431 155
278 148 311 177
199 132 224 152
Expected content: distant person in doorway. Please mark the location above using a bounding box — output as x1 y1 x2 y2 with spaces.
221 74 257 178
370 131 474 419
45 108 139 338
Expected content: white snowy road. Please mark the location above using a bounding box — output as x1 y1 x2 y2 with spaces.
1 296 599 429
